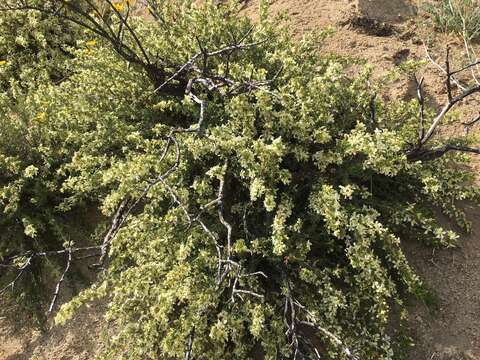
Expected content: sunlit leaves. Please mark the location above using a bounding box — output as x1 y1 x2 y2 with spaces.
1 1 479 359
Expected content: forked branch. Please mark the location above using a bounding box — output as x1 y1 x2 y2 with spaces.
408 46 480 161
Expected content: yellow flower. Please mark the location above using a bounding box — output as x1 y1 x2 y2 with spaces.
36 112 46 122
112 2 125 11
86 40 97 47
0 60 7 66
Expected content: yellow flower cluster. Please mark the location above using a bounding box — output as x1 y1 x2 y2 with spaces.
112 0 135 12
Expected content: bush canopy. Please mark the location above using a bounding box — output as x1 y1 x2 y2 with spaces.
0 1 479 359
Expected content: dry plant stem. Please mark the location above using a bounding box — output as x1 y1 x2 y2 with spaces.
152 26 261 93
463 114 480 127
96 197 130 266
105 0 151 64
408 47 480 161
414 74 425 141
0 256 32 295
445 47 453 103
294 300 358 360
184 328 195 360
0 246 102 295
420 79 480 146
280 273 358 360
424 43 467 91
462 35 480 85
48 248 72 313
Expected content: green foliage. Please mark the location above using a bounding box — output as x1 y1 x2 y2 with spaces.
1 1 479 359
0 2 83 320
0 2 78 92
424 0 480 41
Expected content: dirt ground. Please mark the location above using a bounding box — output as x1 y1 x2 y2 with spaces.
404 207 480 360
0 302 104 360
1 0 480 359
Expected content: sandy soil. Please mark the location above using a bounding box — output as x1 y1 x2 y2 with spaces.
0 302 104 360
404 206 480 360
1 1 480 359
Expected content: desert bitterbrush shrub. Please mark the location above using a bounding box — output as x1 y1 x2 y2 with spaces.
0 1 479 359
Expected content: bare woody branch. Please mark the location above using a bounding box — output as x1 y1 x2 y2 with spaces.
424 43 467 92
420 77 480 147
294 301 359 360
0 256 32 296
184 328 195 360
414 74 425 142
463 113 480 134
48 248 72 313
408 47 480 161
407 144 480 162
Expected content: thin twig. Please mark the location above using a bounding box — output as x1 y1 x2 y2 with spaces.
414 74 425 142
48 248 72 313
